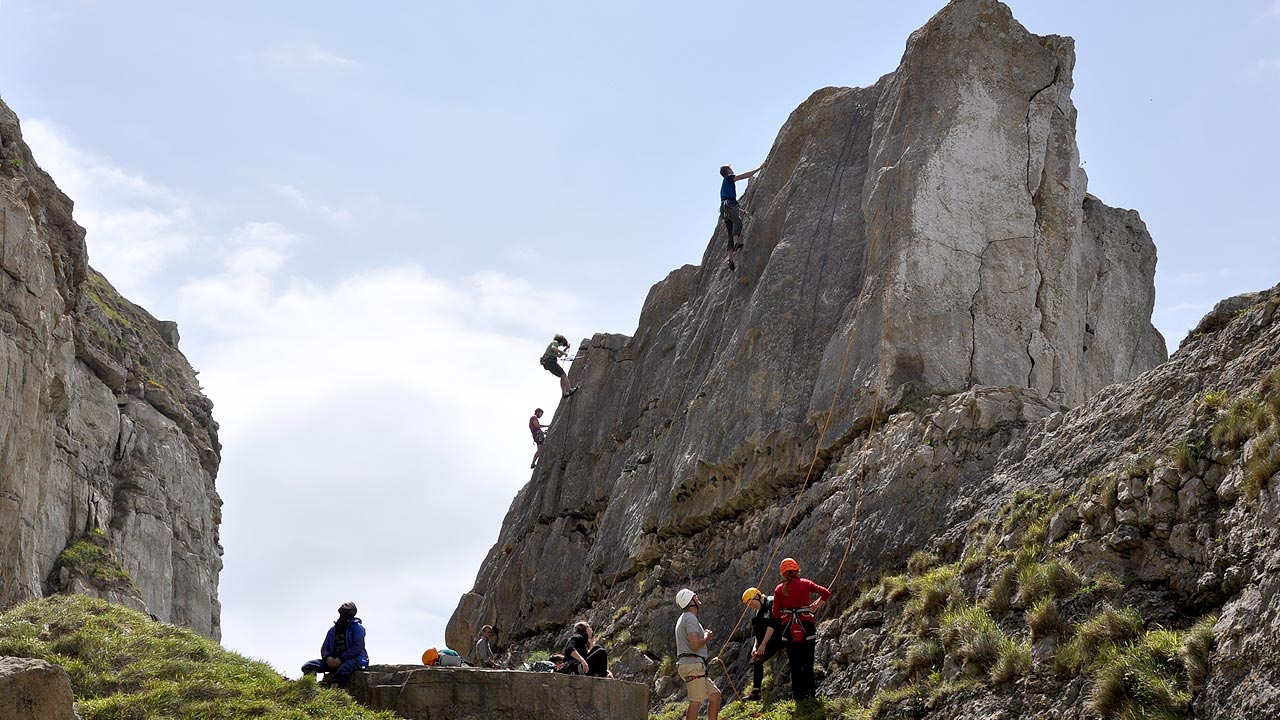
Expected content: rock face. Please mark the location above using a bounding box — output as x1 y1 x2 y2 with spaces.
0 656 76 720
0 99 222 637
347 665 649 720
447 0 1165 660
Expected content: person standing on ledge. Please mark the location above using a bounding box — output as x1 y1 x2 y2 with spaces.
300 601 368 689
719 163 761 271
539 334 578 398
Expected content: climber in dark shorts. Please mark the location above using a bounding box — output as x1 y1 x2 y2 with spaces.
720 163 762 271
540 334 578 398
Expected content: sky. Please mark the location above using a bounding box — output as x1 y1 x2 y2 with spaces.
2 0 1277 675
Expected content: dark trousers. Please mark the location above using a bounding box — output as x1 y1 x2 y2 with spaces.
302 657 364 686
751 635 782 691
558 647 608 677
784 640 817 700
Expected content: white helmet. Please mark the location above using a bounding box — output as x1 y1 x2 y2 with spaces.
676 588 697 609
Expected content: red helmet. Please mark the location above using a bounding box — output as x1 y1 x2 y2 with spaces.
779 557 800 575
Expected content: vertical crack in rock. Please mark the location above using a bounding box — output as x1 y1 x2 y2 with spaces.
1025 64 1061 193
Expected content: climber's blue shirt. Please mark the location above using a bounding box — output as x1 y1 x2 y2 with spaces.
720 175 738 203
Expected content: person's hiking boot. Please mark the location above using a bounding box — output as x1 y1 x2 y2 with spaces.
734 242 744 251
563 386 579 399
728 258 736 271
530 462 536 469
746 691 762 701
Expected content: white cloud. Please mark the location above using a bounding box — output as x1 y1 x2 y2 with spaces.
21 121 197 291
265 45 356 69
268 182 352 223
178 226 591 672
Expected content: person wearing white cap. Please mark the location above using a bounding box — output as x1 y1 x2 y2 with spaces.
674 588 720 720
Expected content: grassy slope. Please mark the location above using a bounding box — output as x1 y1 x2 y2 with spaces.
0 595 395 720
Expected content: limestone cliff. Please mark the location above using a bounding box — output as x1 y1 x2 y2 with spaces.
0 99 222 637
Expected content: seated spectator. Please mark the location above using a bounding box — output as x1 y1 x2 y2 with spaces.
301 602 368 688
473 625 502 668
556 621 609 677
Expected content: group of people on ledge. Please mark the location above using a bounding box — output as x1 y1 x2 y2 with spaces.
676 557 829 720
297 560 828 719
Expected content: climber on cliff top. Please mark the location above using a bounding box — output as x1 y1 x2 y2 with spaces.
540 334 578 398
719 163 761 272
300 601 368 689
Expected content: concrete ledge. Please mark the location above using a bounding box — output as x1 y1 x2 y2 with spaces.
348 664 649 720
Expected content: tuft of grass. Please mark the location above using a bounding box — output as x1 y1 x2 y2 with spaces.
1099 475 1120 510
611 605 632 623
907 550 940 575
1027 598 1064 640
905 566 963 624
55 531 136 586
522 649 551 665
1200 391 1229 411
989 636 1031 684
1178 616 1217 689
0 595 396 720
1057 605 1144 674
882 574 911 603
939 605 1005 673
899 639 943 678
869 683 925 719
1244 429 1280 501
1211 396 1267 449
1168 437 1202 474
1088 628 1192 719
708 697 870 720
1015 558 1082 607
984 565 1017 615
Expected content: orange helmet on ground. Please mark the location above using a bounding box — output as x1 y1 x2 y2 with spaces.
779 557 800 575
422 648 439 666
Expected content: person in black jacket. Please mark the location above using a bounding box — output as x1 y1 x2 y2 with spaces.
556 621 609 677
741 587 782 701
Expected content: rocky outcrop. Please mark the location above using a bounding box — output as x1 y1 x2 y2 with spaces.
347 665 648 720
447 0 1165 662
0 656 76 720
0 99 222 637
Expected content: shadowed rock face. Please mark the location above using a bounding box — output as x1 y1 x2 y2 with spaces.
0 100 222 638
447 0 1167 671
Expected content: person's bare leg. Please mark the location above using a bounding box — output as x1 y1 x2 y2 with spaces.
707 692 721 720
531 446 541 468
560 375 571 394
685 700 700 720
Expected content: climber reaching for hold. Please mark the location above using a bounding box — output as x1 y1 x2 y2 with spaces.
539 334 578 398
719 163 761 271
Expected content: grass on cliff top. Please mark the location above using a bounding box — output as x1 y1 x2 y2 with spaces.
0 594 395 720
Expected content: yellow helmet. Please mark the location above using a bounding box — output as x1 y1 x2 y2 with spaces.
742 587 762 605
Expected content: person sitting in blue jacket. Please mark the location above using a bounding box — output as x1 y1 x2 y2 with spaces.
301 601 369 688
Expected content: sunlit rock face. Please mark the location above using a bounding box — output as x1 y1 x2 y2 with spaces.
0 99 222 638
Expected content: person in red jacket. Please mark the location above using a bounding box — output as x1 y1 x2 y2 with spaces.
771 557 830 701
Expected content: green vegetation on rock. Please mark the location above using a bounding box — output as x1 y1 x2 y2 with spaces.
0 595 396 720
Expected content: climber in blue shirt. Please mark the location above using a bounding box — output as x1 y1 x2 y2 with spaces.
301 601 369 688
719 163 762 271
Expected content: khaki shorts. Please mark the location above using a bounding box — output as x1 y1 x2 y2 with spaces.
678 661 719 703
